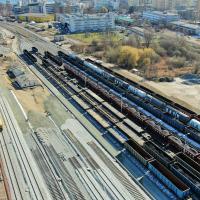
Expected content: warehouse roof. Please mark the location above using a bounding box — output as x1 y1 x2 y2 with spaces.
14 74 40 89
170 21 200 30
7 66 25 78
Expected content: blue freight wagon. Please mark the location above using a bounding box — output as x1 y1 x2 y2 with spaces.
143 141 174 167
124 139 154 166
148 160 190 199
171 162 200 196
175 153 200 179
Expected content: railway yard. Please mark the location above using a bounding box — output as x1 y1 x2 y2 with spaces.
0 22 200 200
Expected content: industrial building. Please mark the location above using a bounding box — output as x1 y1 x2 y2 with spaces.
56 13 115 33
170 21 200 35
143 11 180 24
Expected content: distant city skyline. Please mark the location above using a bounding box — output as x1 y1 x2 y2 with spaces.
0 0 18 4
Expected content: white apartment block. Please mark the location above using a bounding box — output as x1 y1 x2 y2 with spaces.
56 13 115 33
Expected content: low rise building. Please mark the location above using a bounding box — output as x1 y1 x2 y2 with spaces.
43 0 55 14
170 21 200 35
56 13 115 33
143 11 180 24
14 74 40 89
94 0 119 11
115 15 135 26
7 67 25 78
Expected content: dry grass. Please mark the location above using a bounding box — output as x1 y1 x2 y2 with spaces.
67 32 124 44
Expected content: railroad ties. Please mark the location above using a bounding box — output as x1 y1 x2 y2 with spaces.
32 149 65 200
0 94 50 200
88 141 147 200
46 145 86 200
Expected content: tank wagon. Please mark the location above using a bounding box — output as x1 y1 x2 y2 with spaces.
32 47 38 53
86 58 197 114
57 51 200 144
45 51 63 66
23 49 37 63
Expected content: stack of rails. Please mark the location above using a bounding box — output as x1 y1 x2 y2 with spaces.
32 149 66 200
44 145 87 200
58 51 200 147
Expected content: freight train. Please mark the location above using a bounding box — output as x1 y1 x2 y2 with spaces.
28 48 200 152
125 139 191 199
42 50 200 155
27 48 200 199
56 50 200 143
44 51 62 66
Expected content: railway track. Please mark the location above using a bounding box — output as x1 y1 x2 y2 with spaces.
0 95 47 200
63 130 136 200
30 131 66 200
23 49 199 199
2 23 199 198
88 141 146 200
32 149 65 200
5 22 198 150
0 132 25 200
32 54 145 147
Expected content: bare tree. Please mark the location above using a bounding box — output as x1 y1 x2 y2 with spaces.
134 34 142 48
143 28 155 48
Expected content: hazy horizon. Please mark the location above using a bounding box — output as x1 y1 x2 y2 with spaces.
0 0 18 4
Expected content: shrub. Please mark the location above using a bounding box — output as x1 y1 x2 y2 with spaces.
105 47 120 63
167 57 186 68
118 46 140 69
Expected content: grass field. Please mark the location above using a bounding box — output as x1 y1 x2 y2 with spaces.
67 32 124 44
